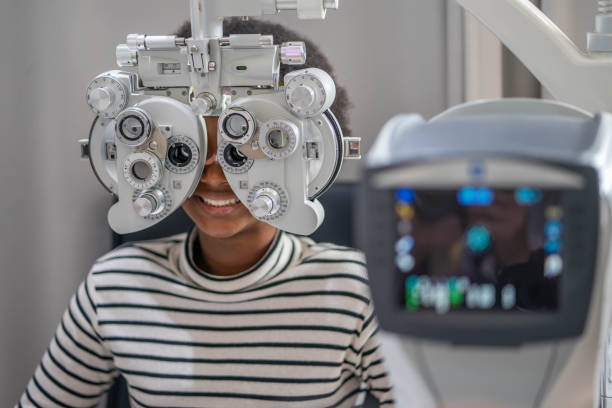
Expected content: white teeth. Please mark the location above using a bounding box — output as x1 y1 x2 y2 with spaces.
198 197 240 207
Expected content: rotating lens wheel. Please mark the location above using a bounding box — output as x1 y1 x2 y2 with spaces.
115 107 153 146
217 139 254 175
218 108 256 145
123 152 163 190
165 135 199 174
258 120 299 160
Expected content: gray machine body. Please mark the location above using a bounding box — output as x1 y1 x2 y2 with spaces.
360 99 612 408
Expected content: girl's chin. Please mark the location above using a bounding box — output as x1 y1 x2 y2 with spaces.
182 199 277 240
196 223 246 239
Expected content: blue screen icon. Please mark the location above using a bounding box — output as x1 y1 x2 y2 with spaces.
545 221 562 240
458 187 476 206
466 225 491 253
396 254 416 273
515 187 542 206
396 188 415 204
544 239 562 254
458 187 494 206
475 188 494 205
395 236 415 254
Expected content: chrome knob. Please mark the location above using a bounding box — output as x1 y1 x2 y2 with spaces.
250 187 281 218
86 75 128 118
251 196 274 218
191 93 216 115
133 196 155 217
284 68 336 118
89 87 114 112
287 85 315 111
133 189 165 217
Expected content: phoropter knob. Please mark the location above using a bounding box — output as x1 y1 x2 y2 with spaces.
86 74 128 118
284 68 336 118
133 189 166 217
250 188 281 218
191 93 217 116
89 87 114 112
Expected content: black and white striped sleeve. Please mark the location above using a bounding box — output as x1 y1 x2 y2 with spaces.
18 273 117 407
354 301 396 407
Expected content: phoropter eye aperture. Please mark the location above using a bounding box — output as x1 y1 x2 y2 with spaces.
115 107 153 146
224 144 248 168
131 160 152 180
120 116 145 141
168 142 192 168
218 108 257 145
223 113 249 140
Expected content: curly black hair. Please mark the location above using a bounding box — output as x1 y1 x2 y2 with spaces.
175 18 352 136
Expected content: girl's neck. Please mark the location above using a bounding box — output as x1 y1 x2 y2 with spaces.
194 225 278 276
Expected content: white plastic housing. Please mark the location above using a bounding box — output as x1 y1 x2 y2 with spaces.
284 68 336 118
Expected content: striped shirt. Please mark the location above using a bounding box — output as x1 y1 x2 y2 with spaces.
19 229 395 407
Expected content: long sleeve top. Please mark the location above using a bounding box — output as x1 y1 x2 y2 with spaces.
18 230 395 407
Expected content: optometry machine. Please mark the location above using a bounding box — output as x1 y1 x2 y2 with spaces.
80 0 359 235
359 0 612 407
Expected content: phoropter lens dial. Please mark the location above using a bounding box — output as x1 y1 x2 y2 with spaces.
225 114 248 138
169 143 191 167
123 152 162 190
217 139 254 175
267 130 286 149
218 108 256 145
165 135 199 174
258 120 300 160
224 144 248 168
115 107 153 146
132 160 151 180
120 116 144 140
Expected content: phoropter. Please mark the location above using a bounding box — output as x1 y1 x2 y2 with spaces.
80 0 359 235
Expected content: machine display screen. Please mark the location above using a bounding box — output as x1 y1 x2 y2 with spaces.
395 187 563 313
